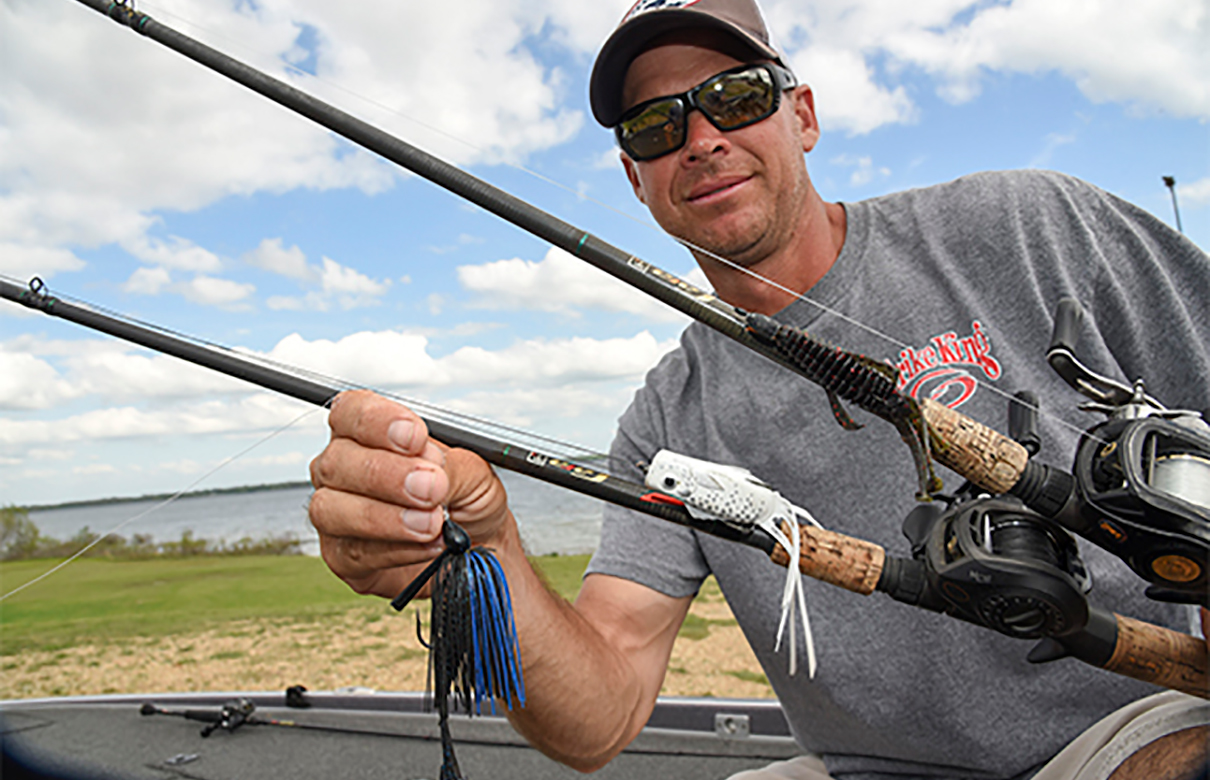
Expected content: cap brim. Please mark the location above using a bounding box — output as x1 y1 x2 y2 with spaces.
589 9 780 127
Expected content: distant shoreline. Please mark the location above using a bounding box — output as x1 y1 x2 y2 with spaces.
22 481 313 512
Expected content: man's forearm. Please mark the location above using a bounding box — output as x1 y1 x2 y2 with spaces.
489 516 650 771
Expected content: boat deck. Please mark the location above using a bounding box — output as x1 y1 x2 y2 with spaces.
3 690 799 779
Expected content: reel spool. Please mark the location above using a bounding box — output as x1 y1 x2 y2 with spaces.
1075 417 1210 601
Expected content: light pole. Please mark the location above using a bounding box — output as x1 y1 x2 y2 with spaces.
1162 176 1183 233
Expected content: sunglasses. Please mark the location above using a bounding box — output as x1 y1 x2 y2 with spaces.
615 63 798 162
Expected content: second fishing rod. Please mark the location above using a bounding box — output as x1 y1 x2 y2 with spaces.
4 275 1206 699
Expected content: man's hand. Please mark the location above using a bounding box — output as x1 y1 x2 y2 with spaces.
308 390 510 600
307 391 691 771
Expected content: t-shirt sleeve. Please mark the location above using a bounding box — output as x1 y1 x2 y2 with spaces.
584 357 711 599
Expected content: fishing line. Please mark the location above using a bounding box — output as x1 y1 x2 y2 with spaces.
0 405 322 603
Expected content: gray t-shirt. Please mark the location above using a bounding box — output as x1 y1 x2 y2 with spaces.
586 170 1210 779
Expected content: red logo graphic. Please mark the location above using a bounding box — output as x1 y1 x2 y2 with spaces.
896 321 1002 409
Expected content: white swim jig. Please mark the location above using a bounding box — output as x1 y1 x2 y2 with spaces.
645 450 821 678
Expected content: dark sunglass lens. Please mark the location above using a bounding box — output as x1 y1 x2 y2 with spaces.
698 68 776 129
619 99 686 160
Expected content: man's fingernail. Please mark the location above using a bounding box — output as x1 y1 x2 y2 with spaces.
401 508 437 534
404 468 436 501
388 420 417 452
421 442 446 467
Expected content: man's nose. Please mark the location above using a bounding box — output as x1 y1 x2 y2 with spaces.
681 110 729 162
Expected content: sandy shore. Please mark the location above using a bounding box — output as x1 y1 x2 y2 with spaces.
1 581 772 701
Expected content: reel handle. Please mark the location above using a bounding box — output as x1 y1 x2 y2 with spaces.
1048 297 1084 357
1045 297 1139 407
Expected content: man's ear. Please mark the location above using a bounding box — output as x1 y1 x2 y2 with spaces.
621 152 648 205
789 84 821 154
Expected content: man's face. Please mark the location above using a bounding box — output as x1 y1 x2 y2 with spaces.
619 35 821 268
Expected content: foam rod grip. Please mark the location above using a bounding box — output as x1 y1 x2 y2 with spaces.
769 521 886 596
920 397 1030 494
1105 614 1208 699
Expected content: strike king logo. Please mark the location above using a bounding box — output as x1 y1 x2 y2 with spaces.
895 321 1002 409
624 0 703 22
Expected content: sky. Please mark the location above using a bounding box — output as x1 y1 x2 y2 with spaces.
1 0 1208 508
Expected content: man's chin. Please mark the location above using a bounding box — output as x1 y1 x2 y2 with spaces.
685 230 768 269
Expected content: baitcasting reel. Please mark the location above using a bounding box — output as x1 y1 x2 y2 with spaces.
880 492 1094 643
1009 298 1210 606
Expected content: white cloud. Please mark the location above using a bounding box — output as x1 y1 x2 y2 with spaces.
1 335 258 405
441 332 678 387
592 148 625 171
73 463 118 476
1 0 585 292
263 328 675 393
244 451 310 467
0 242 86 279
439 384 639 430
0 326 677 445
791 46 919 135
1028 132 1079 169
123 234 223 272
123 266 172 295
266 295 309 311
830 154 892 187
0 393 319 447
458 246 691 322
245 238 315 281
64 348 252 401
766 0 1210 135
319 257 390 308
0 0 393 255
0 350 80 410
180 275 256 307
27 448 75 461
265 330 441 388
122 265 257 307
1179 176 1210 206
257 251 390 311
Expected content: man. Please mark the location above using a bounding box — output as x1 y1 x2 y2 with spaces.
308 1 1210 777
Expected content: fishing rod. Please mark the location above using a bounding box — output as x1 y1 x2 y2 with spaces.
4 276 1206 698
77 0 1210 610
0 276 763 554
74 0 1031 504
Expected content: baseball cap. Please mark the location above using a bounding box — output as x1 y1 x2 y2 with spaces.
590 0 786 127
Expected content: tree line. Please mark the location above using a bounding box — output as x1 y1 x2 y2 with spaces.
0 506 302 561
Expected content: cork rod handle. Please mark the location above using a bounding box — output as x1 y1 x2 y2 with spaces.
920 397 1031 494
764 524 1208 698
1105 614 1208 699
768 521 886 596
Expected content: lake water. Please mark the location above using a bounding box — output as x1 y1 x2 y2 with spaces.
26 470 606 557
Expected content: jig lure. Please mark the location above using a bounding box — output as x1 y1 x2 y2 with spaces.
391 520 525 780
645 450 821 678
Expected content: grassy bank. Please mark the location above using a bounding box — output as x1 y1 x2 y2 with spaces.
0 553 591 656
0 553 769 700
